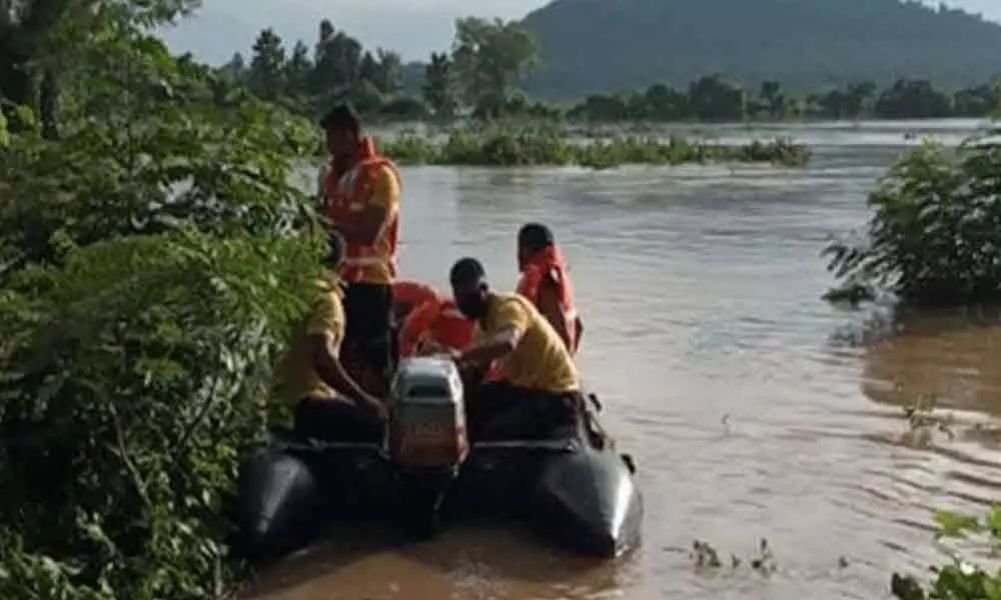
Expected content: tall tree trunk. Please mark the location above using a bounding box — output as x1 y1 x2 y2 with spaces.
0 0 71 136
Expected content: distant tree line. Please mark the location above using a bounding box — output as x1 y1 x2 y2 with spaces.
569 77 1000 122
226 18 998 125
225 17 539 123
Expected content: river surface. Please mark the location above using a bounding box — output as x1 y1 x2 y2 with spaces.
245 119 1001 600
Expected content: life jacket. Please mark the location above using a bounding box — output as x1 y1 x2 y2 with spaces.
399 297 476 358
324 137 402 284
517 245 580 353
392 280 439 322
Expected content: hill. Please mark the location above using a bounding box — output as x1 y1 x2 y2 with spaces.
521 0 1001 98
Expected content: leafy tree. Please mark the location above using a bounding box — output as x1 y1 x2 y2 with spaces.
875 78 952 118
953 84 998 118
284 40 312 99
688 74 745 121
248 28 286 101
844 81 877 119
644 83 689 120
311 26 362 96
219 52 247 84
349 78 385 114
375 48 403 95
452 17 539 119
423 52 457 119
819 89 849 119
0 5 321 599
359 50 380 87
569 93 629 121
758 80 786 119
1 0 201 136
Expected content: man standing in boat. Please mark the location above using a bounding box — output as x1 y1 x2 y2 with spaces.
448 258 584 440
516 224 584 355
320 103 402 392
275 233 388 442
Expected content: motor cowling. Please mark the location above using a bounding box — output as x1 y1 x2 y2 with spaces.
389 357 468 469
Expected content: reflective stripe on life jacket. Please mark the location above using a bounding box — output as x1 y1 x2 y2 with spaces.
324 137 402 284
517 245 580 353
399 297 475 358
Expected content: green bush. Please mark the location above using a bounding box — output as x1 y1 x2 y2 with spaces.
379 133 439 165
0 23 322 600
0 231 323 599
825 132 1001 305
891 508 1001 600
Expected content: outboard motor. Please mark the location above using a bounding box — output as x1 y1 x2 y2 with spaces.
388 357 468 537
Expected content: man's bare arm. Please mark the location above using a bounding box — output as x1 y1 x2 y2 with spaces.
308 333 386 420
457 327 523 370
537 280 573 351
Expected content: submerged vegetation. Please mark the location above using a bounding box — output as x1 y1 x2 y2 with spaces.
381 128 811 168
825 130 1001 305
891 507 1001 600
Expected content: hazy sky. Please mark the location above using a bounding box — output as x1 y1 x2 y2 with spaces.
162 0 1001 65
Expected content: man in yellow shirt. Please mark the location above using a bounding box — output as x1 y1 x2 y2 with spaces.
320 103 402 393
276 233 388 442
448 258 584 441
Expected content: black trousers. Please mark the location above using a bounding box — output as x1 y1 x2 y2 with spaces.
294 398 384 443
466 382 582 442
343 282 393 373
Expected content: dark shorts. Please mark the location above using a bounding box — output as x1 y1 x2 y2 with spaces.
343 283 393 373
466 382 583 442
294 398 384 443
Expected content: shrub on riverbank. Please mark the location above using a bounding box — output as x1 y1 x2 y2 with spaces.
381 128 810 168
0 23 321 600
824 132 1001 305
0 231 322 599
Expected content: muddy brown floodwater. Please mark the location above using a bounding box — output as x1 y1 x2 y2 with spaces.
246 119 1001 600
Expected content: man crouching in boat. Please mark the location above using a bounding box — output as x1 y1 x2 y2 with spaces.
275 233 388 442
448 257 583 441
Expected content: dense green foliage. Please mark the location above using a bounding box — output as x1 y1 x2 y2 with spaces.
227 16 538 123
891 508 1001 600
451 17 539 119
423 52 457 120
0 2 324 598
570 77 1000 122
824 131 1001 305
380 127 809 169
223 19 418 120
521 0 1001 99
216 9 998 125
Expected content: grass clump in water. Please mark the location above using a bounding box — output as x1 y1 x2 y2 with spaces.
381 127 810 169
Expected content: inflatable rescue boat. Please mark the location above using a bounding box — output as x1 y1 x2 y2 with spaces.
235 358 643 560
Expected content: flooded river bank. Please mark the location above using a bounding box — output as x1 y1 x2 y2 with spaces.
246 119 1001 600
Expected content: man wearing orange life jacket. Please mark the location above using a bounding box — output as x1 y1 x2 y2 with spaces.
399 293 476 359
516 224 583 355
321 103 402 391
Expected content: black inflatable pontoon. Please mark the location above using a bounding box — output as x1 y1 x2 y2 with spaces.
235 359 643 561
